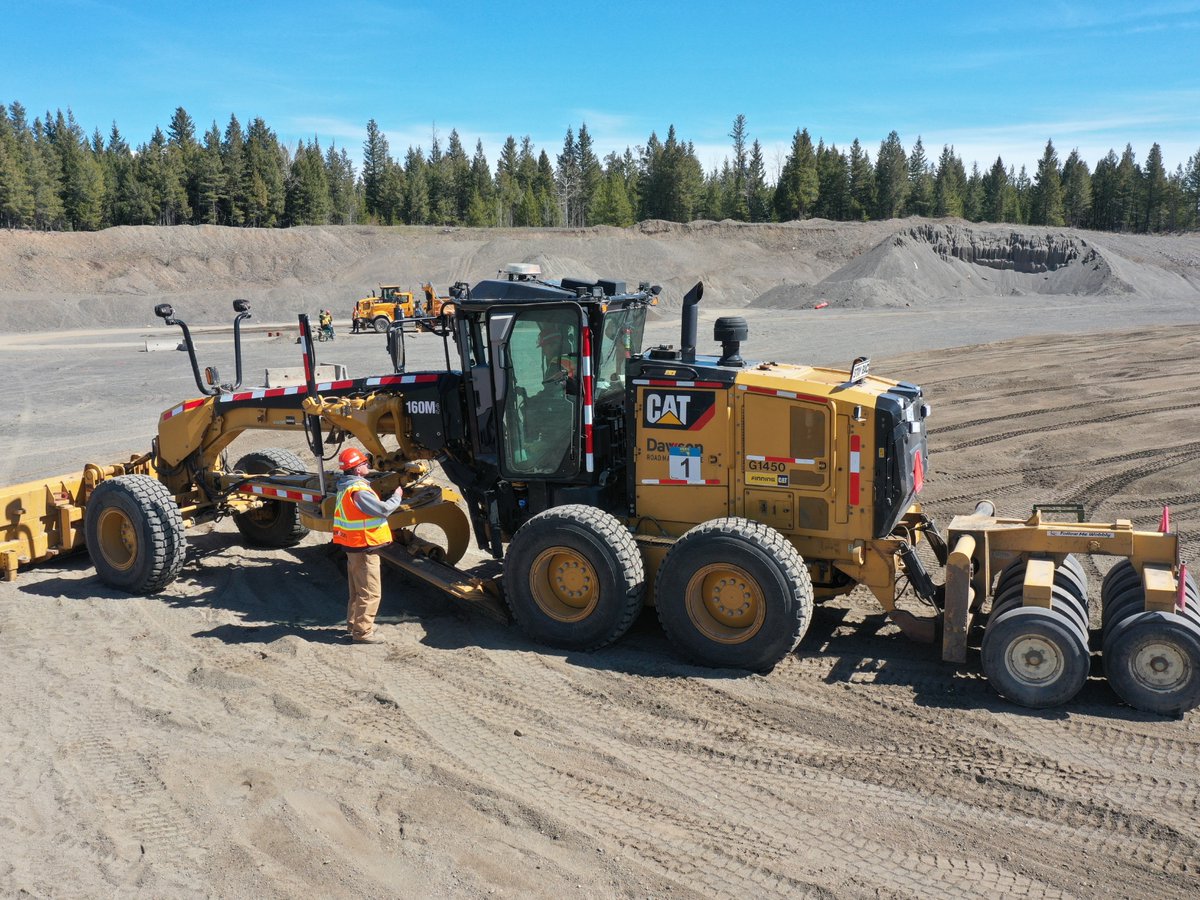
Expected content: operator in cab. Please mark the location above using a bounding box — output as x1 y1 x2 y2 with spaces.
333 447 404 644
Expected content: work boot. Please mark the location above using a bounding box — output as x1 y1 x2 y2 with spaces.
351 632 384 645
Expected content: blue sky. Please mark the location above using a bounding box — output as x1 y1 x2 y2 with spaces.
5 0 1199 179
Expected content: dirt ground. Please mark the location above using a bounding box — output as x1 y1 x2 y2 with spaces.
2 223 1200 898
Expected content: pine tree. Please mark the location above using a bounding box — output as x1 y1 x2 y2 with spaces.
773 128 818 221
1115 144 1139 231
1029 140 1064 226
813 141 849 221
167 107 198 222
1143 143 1168 232
242 118 284 227
468 139 494 226
0 104 35 227
847 139 874 221
964 162 984 221
577 123 602 226
221 115 246 226
495 136 520 226
981 157 1008 223
403 146 429 224
1090 150 1119 230
362 119 389 222
1060 149 1092 228
30 115 66 229
325 144 358 224
727 114 750 221
195 122 223 225
933 145 965 218
1185 147 1200 229
285 139 330 225
874 131 908 218
907 137 934 218
556 127 580 226
747 140 771 222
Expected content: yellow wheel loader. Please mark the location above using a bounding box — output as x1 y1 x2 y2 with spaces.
351 285 419 333
3 271 1196 715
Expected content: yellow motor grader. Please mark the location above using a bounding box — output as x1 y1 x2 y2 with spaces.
2 271 1196 715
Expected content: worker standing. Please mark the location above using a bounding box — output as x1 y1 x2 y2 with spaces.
333 447 404 644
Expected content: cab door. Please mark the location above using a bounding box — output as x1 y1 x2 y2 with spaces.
491 303 584 479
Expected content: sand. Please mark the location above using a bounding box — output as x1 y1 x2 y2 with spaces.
1 221 1200 898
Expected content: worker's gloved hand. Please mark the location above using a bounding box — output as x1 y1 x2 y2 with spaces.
390 489 404 503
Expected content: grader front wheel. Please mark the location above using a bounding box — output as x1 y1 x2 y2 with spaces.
85 475 187 594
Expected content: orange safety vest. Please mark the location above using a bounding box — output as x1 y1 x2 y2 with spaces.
333 482 393 548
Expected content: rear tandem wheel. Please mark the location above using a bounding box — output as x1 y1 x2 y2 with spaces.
503 505 645 651
655 517 813 673
980 605 1090 708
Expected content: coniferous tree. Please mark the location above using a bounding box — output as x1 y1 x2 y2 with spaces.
221 115 246 225
468 139 494 226
773 128 818 221
556 127 581 226
726 114 750 221
874 131 908 218
847 139 874 221
1185 147 1200 229
577 123 602 226
813 141 849 221
167 107 199 222
195 122 223 225
536 149 559 225
242 117 284 227
361 119 389 222
1115 144 1139 231
747 139 771 222
30 115 66 229
1143 143 1168 232
325 144 358 224
0 104 35 226
1090 150 1119 230
403 145 429 224
1060 149 1092 228
1029 140 1064 226
981 157 1007 223
963 162 984 221
933 145 966 218
445 129 471 223
907 137 934 217
285 139 330 225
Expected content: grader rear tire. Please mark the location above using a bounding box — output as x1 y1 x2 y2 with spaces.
85 475 186 594
504 505 644 651
656 518 813 673
232 449 309 548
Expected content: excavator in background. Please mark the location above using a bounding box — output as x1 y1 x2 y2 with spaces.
2 265 1197 715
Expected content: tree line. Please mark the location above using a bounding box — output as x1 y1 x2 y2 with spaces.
1 103 1198 233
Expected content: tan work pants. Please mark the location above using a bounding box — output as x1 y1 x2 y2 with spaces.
346 549 382 639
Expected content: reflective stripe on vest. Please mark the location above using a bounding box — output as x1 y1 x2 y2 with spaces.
333 482 392 547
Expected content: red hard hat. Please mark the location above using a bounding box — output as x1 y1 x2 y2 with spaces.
339 447 369 471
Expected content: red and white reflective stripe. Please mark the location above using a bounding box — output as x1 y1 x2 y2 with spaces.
746 453 816 466
362 373 439 387
640 478 722 486
315 379 355 391
161 398 207 421
222 385 306 403
633 379 725 388
849 434 861 506
737 384 827 404
237 482 324 504
582 323 594 472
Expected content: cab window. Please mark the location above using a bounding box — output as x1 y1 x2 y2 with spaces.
499 306 581 476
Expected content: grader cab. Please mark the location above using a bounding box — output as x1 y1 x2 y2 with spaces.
1 266 1196 716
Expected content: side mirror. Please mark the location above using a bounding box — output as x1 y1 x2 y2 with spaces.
233 298 251 313
155 303 174 320
387 323 406 374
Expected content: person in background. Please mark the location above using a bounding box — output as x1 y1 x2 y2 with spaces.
332 447 404 643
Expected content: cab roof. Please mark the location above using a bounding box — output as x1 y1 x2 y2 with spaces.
458 277 651 310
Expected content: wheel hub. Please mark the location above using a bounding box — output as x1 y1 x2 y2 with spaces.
1132 639 1189 691
529 548 598 622
1005 634 1064 686
97 508 137 571
685 563 765 644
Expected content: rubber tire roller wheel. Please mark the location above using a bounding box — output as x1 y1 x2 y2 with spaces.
980 605 1090 708
504 504 645 651
85 474 187 594
1104 611 1200 715
232 448 310 548
655 517 814 673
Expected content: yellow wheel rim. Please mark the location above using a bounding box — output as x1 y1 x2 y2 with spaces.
97 507 138 572
685 563 765 644
529 547 599 622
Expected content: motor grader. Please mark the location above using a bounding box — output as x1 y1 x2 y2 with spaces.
3 266 1197 716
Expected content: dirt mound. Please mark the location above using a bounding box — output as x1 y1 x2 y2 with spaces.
752 221 1200 309
0 220 1197 331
